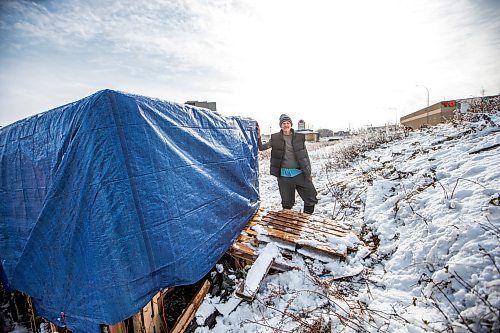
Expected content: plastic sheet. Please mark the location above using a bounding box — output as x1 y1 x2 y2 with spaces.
0 89 260 332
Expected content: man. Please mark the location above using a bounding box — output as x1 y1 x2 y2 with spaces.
257 114 318 214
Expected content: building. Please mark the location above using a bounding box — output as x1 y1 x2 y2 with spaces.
401 94 500 129
297 119 306 130
296 119 319 142
296 129 320 142
185 101 217 111
400 100 457 129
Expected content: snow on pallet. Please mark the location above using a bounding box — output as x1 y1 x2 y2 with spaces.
229 208 361 269
234 243 280 301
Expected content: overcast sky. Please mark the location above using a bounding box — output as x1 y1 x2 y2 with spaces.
1 0 499 132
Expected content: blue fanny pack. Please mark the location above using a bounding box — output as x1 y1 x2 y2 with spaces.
280 168 303 177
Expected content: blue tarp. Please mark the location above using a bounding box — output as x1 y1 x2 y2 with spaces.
0 89 260 332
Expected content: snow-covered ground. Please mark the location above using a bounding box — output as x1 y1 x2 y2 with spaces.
195 112 500 332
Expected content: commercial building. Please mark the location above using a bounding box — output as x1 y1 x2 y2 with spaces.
401 94 499 129
400 100 457 129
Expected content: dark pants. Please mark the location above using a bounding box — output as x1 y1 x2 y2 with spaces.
277 173 318 210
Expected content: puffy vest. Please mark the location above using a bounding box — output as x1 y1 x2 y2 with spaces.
269 130 312 177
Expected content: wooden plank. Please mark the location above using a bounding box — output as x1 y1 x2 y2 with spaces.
107 322 127 333
148 292 163 333
248 210 353 239
260 217 349 238
269 210 352 231
132 310 143 333
230 250 255 263
170 279 211 333
265 212 351 233
243 228 257 236
235 244 278 301
129 291 163 333
230 244 300 272
231 242 257 257
257 226 346 258
236 234 254 242
263 214 350 234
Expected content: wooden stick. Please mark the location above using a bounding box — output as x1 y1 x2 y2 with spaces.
170 279 211 333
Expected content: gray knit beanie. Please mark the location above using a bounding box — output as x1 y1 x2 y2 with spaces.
279 114 292 127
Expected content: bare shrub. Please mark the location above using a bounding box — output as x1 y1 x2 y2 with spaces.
322 131 400 172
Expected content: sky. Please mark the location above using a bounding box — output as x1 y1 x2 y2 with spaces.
0 0 499 132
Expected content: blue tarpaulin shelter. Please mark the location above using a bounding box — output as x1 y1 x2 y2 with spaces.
0 89 260 332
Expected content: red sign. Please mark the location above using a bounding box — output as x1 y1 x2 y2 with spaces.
441 100 456 107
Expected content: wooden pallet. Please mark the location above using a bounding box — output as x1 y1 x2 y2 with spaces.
229 209 359 266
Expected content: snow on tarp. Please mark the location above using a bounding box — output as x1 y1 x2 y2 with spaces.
0 89 260 332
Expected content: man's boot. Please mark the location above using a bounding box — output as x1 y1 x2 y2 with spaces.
303 205 315 214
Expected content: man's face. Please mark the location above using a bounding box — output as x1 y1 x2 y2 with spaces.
281 120 292 133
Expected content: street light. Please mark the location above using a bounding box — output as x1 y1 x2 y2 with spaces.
416 84 429 107
416 85 431 125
